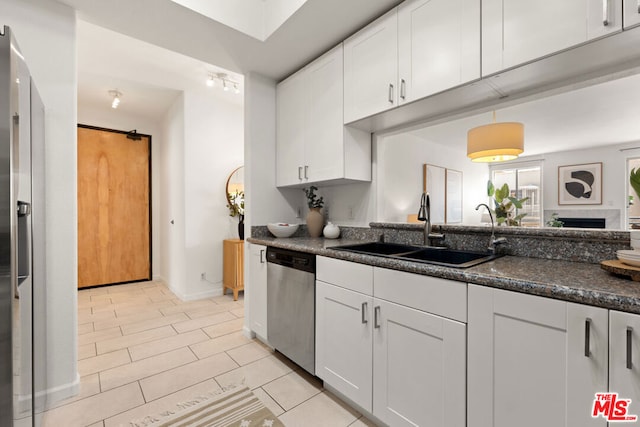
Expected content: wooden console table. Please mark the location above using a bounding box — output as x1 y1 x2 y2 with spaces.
223 239 244 301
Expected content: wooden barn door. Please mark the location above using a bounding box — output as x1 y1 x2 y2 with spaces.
77 126 151 288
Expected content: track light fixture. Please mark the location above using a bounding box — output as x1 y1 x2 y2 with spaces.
205 72 240 94
109 90 122 109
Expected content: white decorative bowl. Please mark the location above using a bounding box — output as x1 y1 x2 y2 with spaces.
267 223 299 238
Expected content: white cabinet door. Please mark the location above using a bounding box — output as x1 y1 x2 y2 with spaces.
398 0 480 104
482 0 622 76
276 44 371 188
248 244 268 341
566 302 609 427
373 298 466 427
624 0 640 28
276 71 305 187
468 285 608 427
316 281 373 412
305 45 345 183
344 8 398 123
609 311 640 420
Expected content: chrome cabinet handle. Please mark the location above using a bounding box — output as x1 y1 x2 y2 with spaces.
637 0 640 14
304 165 308 180
374 306 381 329
361 302 368 324
259 249 265 263
603 0 610 26
298 166 302 180
400 79 406 100
627 327 633 370
388 84 394 104
584 318 591 357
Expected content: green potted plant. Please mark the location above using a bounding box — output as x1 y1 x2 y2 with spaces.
487 180 529 226
303 186 324 237
546 212 564 228
226 190 245 239
630 168 640 201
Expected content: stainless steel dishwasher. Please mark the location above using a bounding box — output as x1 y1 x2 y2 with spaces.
267 247 316 375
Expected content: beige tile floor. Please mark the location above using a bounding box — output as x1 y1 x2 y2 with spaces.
42 280 375 427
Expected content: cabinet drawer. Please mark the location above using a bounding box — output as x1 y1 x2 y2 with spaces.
317 256 373 295
374 267 467 322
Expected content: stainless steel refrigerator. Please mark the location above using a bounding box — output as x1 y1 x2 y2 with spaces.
0 26 47 427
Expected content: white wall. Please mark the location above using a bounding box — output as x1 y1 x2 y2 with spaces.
0 0 79 403
77 106 163 280
377 133 488 224
160 95 187 296
517 142 640 229
314 132 488 226
540 146 625 213
158 90 244 300
244 72 300 231
183 90 244 299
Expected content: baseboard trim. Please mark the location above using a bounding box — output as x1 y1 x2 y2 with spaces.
170 286 223 302
23 373 82 412
242 325 255 340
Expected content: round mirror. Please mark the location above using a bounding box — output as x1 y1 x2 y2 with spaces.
226 166 244 217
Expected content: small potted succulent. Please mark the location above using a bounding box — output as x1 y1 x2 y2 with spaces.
303 186 324 237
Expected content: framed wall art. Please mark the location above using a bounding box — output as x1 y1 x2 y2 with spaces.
558 162 602 205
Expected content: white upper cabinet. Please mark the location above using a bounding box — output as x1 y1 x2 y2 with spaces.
276 71 306 186
624 0 640 28
276 44 371 187
483 0 622 76
398 0 480 104
344 9 399 123
344 1 481 123
305 47 348 183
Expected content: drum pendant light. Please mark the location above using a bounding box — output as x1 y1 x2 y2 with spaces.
467 112 524 162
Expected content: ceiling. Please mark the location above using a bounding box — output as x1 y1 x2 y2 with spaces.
65 0 640 154
77 20 243 120
59 0 402 80
168 0 309 41
65 0 401 122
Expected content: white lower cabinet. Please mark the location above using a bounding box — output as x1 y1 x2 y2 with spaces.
315 256 466 426
316 257 640 427
468 284 608 427
373 298 466 427
609 310 640 419
316 281 373 411
248 244 268 341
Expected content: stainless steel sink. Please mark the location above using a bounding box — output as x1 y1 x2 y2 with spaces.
328 242 499 268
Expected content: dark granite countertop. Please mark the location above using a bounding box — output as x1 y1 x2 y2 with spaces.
247 236 640 315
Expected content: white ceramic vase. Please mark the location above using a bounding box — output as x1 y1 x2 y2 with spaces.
323 222 340 239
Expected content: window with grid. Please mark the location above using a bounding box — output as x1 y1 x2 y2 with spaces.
490 163 542 227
